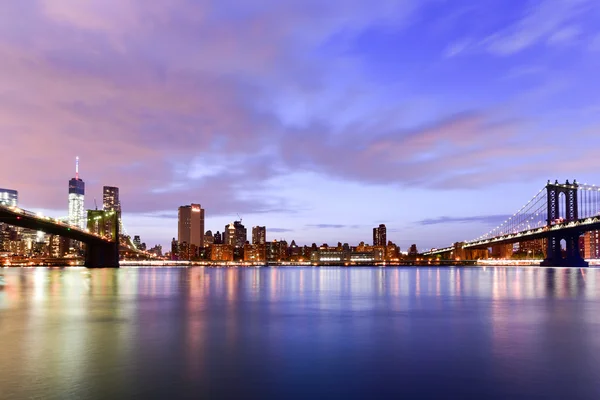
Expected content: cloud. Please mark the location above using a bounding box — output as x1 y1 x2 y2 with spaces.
306 224 347 229
483 0 594 55
417 215 513 226
269 228 294 233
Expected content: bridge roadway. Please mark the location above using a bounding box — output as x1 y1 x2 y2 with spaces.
0 204 119 268
423 215 600 256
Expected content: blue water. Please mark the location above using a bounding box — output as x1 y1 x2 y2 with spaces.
0 266 599 399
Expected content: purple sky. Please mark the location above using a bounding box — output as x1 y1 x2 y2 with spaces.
2 0 600 251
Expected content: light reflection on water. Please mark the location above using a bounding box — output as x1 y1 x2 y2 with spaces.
0 266 599 399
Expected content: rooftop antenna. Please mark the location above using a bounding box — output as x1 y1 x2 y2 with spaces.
94 199 98 210
75 156 80 180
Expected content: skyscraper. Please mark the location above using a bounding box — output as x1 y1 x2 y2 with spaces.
373 224 386 246
178 204 205 248
68 157 86 229
0 188 18 207
252 226 266 245
103 186 121 217
225 220 247 248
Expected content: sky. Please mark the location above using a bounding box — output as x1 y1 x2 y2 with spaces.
1 0 600 251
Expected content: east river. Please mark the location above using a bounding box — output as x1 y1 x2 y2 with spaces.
1 266 599 399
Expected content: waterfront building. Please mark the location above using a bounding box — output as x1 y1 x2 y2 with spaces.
252 226 266 245
178 204 205 248
408 244 419 257
211 244 234 262
243 243 266 263
225 220 246 248
68 157 86 229
0 188 18 207
373 224 387 246
583 231 600 259
267 240 288 262
170 238 178 260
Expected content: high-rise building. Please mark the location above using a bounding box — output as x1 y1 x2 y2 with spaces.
213 231 223 244
225 220 247 248
0 188 18 207
373 224 387 246
103 186 121 217
252 226 266 245
178 204 205 248
68 157 86 229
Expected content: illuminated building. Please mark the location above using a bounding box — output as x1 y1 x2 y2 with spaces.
178 204 205 248
225 220 246 248
373 224 387 246
0 188 18 207
68 157 86 229
243 243 266 262
103 186 121 217
252 226 266 245
211 244 234 262
583 231 600 259
267 240 288 262
0 189 18 252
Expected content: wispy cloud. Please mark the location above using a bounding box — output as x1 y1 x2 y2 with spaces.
417 215 512 226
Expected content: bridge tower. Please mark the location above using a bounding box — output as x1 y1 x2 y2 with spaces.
541 180 588 267
85 210 119 268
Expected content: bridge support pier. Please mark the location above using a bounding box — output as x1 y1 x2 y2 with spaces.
85 242 119 268
541 233 588 268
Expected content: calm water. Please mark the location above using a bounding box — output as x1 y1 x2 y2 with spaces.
1 266 600 399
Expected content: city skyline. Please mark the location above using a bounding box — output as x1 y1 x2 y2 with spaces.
1 1 600 250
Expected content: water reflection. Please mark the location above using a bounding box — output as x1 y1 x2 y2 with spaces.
1 266 600 399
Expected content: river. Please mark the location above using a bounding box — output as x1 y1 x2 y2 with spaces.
1 266 599 399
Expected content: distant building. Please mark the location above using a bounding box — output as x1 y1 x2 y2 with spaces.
213 231 222 244
171 238 178 260
583 231 600 259
204 230 214 246
0 189 18 252
211 244 234 262
102 186 121 216
225 220 246 248
178 204 205 248
408 244 418 257
68 157 86 229
0 188 18 207
267 240 288 262
252 226 266 245
243 243 266 263
373 224 387 246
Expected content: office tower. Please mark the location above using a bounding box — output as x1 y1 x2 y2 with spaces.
252 226 266 245
178 204 205 248
373 224 387 246
204 230 214 246
225 220 247 248
0 188 18 207
103 186 121 217
133 235 142 249
68 157 86 229
213 231 222 244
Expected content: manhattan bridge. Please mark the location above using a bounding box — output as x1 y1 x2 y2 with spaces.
423 180 600 267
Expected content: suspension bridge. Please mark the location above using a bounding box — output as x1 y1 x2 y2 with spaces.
0 204 153 268
423 180 600 267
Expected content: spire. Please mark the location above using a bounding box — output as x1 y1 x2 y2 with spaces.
75 156 80 180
